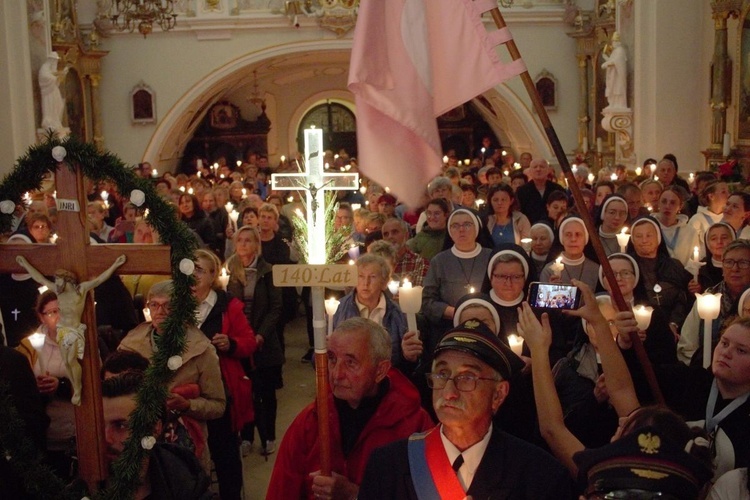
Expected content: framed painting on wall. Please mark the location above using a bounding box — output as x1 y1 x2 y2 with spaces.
131 82 156 124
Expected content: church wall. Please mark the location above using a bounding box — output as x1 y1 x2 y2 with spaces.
633 0 713 171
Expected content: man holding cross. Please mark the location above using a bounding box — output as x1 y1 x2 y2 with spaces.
266 317 432 500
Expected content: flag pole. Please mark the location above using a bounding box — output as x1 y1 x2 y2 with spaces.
488 7 664 404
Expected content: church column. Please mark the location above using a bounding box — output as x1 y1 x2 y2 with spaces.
709 2 740 147
89 74 104 150
577 53 590 151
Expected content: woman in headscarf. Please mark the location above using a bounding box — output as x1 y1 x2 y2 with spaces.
595 195 629 256
483 246 535 341
692 222 736 293
540 216 600 291
528 222 555 276
627 215 693 338
422 208 492 340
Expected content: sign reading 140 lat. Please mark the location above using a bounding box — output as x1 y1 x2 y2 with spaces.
272 264 357 287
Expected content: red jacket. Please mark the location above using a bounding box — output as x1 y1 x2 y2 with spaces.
266 369 433 499
217 296 257 432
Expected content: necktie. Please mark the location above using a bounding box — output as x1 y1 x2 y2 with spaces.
452 454 464 472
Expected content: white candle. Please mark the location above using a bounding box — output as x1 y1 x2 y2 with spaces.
29 332 47 373
610 173 618 182
197 159 203 169
399 279 423 333
142 307 152 322
635 166 642 176
241 188 247 199
218 267 229 291
596 137 603 153
587 173 595 184
224 201 233 213
551 256 564 278
723 132 731 157
37 285 48 294
582 137 589 153
689 172 695 183
187 187 194 195
348 244 360 260
229 210 239 229
443 155 449 164
616 227 630 253
50 233 58 244
650 163 657 175
508 334 524 356
693 246 700 263
152 168 158 178
351 203 361 211
696 292 722 369
280 155 286 162
101 190 109 201
325 297 340 336
633 305 654 331
387 280 399 296
237 160 242 167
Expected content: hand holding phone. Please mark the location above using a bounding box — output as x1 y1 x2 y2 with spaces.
527 282 582 310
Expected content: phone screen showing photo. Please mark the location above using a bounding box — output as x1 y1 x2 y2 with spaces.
528 282 581 310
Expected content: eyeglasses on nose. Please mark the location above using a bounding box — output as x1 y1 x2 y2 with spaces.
426 372 498 392
147 301 171 312
450 222 475 231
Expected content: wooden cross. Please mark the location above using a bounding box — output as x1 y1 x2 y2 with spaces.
0 164 171 491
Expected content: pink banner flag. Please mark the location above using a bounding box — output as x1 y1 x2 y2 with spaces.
348 0 526 207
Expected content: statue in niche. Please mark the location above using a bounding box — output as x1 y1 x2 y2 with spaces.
38 52 70 137
16 255 127 405
601 32 628 110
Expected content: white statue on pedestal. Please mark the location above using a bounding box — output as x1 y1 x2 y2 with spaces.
38 52 70 136
601 32 628 110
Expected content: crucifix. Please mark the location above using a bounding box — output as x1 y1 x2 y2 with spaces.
0 163 171 491
271 126 358 475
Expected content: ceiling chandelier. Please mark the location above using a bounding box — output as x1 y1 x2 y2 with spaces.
110 0 178 38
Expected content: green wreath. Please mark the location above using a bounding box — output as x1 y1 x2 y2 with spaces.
0 135 199 500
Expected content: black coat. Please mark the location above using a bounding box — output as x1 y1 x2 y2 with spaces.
516 180 565 225
359 426 573 500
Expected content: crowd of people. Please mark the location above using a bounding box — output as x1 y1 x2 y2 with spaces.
3 146 750 499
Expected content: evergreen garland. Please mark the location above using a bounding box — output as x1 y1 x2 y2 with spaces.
287 193 356 263
0 134 199 500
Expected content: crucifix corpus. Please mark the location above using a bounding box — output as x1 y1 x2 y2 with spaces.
0 164 171 490
271 126 358 475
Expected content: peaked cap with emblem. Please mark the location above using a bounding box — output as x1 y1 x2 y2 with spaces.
573 425 713 498
433 320 524 379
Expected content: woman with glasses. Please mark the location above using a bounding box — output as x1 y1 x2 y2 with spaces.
16 291 79 480
652 185 700 266
484 247 535 342
678 239 750 366
595 195 629 256
484 184 530 246
627 216 692 339
422 208 492 340
225 225 283 458
693 222 736 294
406 198 450 261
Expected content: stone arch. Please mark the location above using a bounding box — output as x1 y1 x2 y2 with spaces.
143 39 553 171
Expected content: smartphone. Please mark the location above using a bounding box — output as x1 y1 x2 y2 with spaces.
527 282 582 310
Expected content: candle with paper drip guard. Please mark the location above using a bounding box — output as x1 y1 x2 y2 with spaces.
143 307 152 322
616 227 630 253
348 244 360 260
520 238 532 253
218 267 230 291
229 209 239 231
399 279 423 333
633 305 654 331
688 246 702 279
696 292 722 369
550 256 564 278
324 297 340 336
508 334 524 356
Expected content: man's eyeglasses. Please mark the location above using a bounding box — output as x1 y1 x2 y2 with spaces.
426 372 498 392
42 308 60 317
147 301 171 312
723 259 750 269
449 222 475 231
492 273 525 283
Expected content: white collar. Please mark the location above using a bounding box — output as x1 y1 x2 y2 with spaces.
490 289 524 307
451 243 482 258
712 257 722 268
530 251 548 261
439 423 493 492
355 292 386 314
598 227 617 238
562 254 585 266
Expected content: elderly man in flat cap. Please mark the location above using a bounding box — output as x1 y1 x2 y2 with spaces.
359 320 571 499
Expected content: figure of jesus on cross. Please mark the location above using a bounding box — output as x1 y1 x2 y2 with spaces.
16 254 126 405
